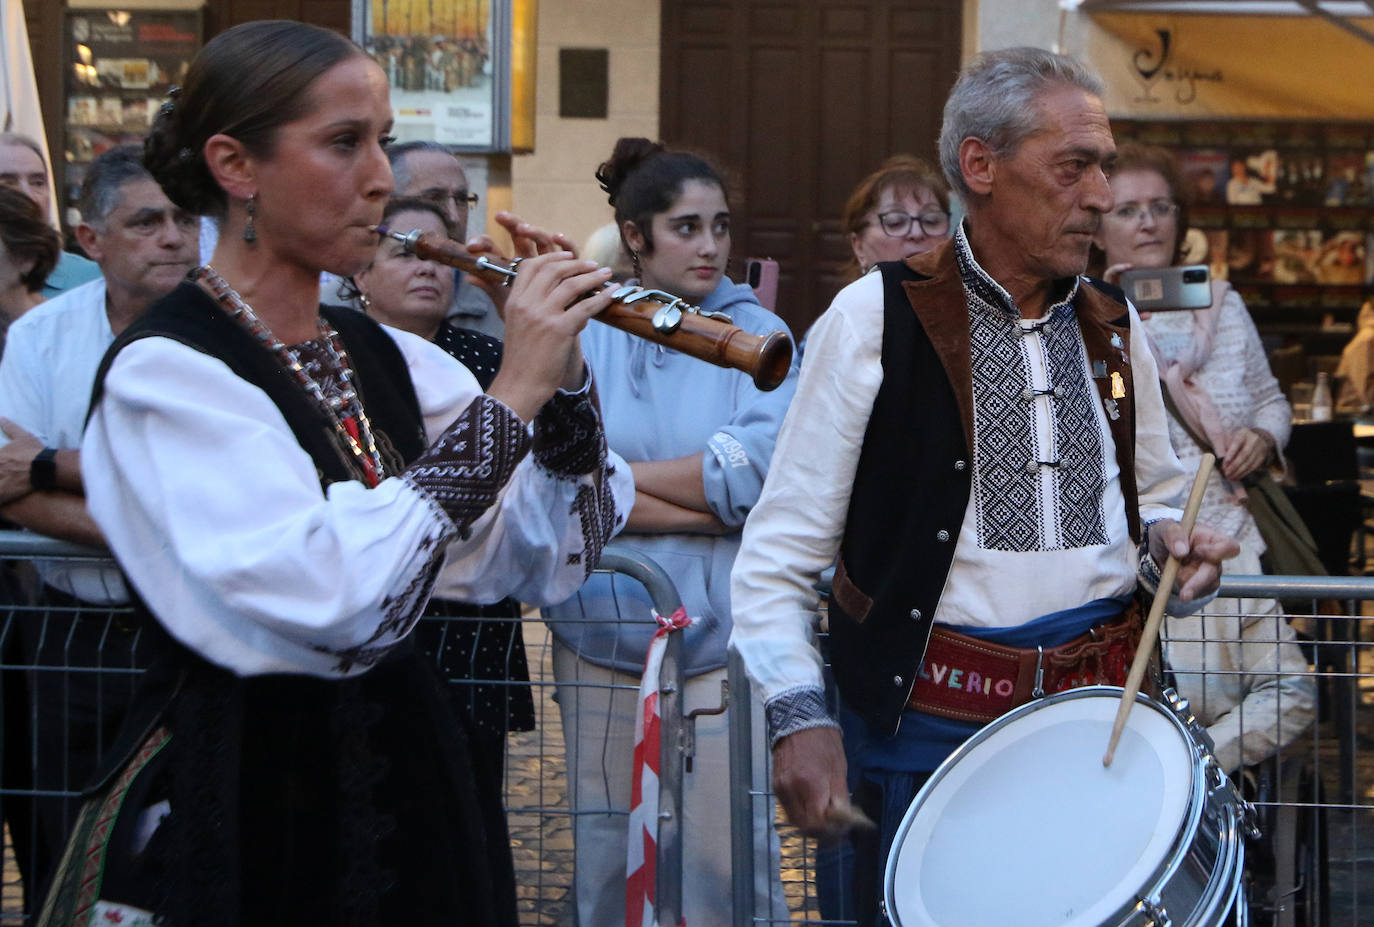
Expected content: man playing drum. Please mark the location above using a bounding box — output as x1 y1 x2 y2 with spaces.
729 47 1239 925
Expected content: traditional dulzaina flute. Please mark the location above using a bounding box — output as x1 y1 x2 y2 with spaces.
371 225 794 391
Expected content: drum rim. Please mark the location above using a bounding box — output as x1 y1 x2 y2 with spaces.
882 685 1220 927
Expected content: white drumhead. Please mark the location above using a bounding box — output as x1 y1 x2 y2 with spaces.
887 691 1195 927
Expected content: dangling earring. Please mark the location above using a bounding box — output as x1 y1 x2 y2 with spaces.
630 249 642 279
242 193 257 244
358 292 372 312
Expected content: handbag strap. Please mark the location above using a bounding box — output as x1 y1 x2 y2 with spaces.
1159 382 1220 460
1160 378 1324 566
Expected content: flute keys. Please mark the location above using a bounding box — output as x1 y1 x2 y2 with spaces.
652 303 683 334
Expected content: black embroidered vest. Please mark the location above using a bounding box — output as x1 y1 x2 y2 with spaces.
827 245 1139 736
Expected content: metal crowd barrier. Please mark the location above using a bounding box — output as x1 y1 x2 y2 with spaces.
0 534 688 927
729 575 1374 927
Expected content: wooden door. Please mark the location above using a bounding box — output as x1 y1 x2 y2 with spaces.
660 0 962 336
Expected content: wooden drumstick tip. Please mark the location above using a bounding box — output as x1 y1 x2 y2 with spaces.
1103 452 1216 768
823 800 876 834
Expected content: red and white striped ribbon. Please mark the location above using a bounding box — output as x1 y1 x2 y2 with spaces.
626 605 691 927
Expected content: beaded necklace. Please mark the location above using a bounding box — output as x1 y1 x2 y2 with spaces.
194 265 386 487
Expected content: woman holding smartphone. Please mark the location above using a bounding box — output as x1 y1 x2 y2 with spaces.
1093 142 1313 776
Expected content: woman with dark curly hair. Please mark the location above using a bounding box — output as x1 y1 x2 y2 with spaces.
0 184 60 356
39 19 631 926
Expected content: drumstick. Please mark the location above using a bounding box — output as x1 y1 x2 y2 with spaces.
1102 452 1215 768
824 799 876 834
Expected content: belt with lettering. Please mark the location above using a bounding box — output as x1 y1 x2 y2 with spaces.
906 603 1142 724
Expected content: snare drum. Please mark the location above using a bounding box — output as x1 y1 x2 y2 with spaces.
883 686 1251 927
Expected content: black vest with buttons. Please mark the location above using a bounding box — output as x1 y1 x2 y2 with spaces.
826 248 1139 737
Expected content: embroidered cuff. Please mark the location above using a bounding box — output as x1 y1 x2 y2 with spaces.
403 395 530 532
1137 527 1219 617
765 686 840 750
567 479 616 580
1137 536 1164 592
532 373 608 477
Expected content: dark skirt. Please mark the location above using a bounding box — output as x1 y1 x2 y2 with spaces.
38 638 518 927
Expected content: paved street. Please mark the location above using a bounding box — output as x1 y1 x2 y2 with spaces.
5 616 1372 925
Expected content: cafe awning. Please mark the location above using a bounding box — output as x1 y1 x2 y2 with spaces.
1062 1 1374 46
1057 0 1374 117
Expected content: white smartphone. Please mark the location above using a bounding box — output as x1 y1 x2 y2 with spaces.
1118 264 1212 311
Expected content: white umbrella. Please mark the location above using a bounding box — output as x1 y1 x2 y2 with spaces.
1 2 60 224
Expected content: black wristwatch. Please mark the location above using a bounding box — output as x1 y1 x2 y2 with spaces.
30 447 58 493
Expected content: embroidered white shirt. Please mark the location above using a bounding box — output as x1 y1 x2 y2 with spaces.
0 278 128 603
83 325 633 677
730 239 1187 706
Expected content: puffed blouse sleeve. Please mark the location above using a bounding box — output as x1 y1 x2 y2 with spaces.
82 330 632 678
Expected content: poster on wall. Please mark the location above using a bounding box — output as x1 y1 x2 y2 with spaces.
356 0 506 150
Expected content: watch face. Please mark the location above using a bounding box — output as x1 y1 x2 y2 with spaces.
31 447 59 493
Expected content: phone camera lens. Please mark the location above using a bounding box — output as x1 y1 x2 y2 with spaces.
1182 269 1207 284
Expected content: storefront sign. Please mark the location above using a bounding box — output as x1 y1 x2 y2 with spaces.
1080 13 1374 119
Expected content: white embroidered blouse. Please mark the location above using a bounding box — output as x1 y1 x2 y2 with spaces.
82 322 633 679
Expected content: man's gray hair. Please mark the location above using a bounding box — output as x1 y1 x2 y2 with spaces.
387 140 460 193
0 132 49 173
78 145 154 229
938 47 1104 201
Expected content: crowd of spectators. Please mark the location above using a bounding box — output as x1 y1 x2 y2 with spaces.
0 23 1331 925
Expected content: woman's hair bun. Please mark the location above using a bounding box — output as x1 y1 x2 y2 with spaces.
139 21 363 219
142 92 216 215
595 137 665 207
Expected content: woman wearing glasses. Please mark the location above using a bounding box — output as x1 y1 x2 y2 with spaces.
1093 142 1313 777
842 154 951 278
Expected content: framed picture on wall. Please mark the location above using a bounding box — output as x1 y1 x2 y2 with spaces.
351 0 534 152
62 8 202 233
